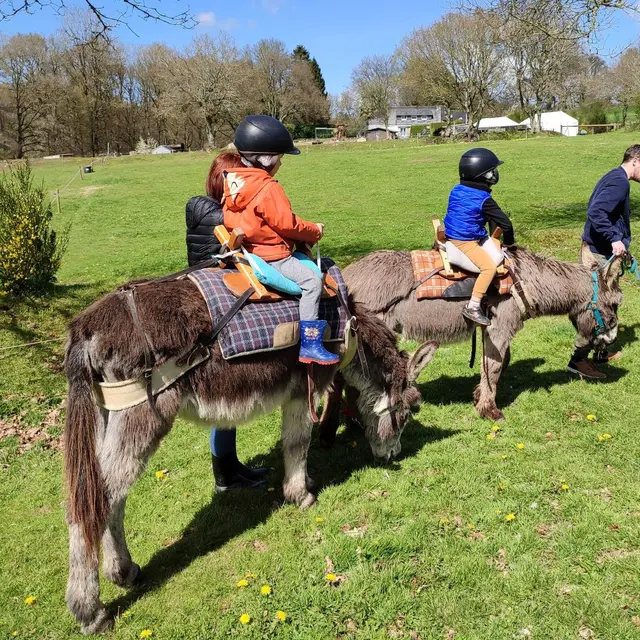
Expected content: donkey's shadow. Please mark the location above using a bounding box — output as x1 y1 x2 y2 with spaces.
107 420 456 616
419 353 629 410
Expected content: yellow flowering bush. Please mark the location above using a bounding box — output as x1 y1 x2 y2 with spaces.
0 162 68 296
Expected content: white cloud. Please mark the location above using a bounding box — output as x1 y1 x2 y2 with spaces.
197 11 239 30
262 0 282 14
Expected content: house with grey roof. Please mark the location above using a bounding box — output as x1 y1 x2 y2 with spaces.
367 106 468 139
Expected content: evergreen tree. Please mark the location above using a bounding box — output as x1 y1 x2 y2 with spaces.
293 44 327 97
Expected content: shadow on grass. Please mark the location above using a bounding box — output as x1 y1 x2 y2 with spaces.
106 418 456 617
418 355 629 410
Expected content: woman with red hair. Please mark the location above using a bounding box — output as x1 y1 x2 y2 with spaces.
185 151 268 492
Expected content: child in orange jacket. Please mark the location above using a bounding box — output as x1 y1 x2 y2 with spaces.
223 115 339 366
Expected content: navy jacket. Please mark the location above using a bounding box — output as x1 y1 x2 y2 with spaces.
582 166 631 257
444 181 515 245
186 196 224 266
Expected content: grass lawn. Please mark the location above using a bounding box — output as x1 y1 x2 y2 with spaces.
3 133 640 639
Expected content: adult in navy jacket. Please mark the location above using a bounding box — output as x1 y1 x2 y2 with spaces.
568 144 640 380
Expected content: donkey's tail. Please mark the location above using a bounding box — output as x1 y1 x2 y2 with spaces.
63 335 109 554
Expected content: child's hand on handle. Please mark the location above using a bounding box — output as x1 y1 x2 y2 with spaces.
316 223 325 239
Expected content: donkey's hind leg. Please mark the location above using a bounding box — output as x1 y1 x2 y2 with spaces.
99 401 175 588
281 398 316 509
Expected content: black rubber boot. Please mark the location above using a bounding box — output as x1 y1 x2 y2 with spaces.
211 454 268 493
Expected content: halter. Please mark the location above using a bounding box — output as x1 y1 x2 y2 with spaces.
586 270 606 338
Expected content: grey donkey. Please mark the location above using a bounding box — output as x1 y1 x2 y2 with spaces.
319 246 622 436
63 277 437 633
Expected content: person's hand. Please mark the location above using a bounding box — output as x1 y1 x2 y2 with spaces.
612 240 626 256
316 223 325 238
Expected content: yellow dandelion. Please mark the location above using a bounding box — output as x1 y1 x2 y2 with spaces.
498 482 506 491
325 573 337 581
315 516 323 523
560 484 569 490
237 579 249 588
501 455 508 460
24 596 36 605
245 573 257 579
603 433 612 439
492 425 501 432
12 632 18 637
517 443 525 450
267 487 275 492
139 631 153 639
619 326 625 332
239 613 251 625
276 610 287 622
487 433 495 440
439 517 450 525
260 584 272 595
155 470 166 479
586 414 597 422
505 513 516 522
121 610 132 618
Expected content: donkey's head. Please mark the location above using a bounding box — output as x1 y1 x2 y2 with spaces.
572 257 624 350
343 306 437 461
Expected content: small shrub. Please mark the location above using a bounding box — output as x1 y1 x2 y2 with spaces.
134 137 158 155
0 162 68 296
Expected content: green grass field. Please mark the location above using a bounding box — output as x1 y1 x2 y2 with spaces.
3 134 640 639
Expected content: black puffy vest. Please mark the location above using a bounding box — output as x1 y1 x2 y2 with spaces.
185 196 224 266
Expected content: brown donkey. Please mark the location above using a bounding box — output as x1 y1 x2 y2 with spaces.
320 247 622 433
63 277 437 633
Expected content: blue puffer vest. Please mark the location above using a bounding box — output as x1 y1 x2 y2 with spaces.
444 184 491 241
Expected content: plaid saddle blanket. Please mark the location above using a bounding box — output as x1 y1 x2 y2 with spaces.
188 259 349 359
411 250 514 300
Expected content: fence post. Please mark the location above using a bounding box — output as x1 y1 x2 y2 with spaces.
56 189 61 216
79 166 83 180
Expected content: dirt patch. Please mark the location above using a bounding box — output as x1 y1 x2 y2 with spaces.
0 405 63 454
596 549 639 564
79 185 105 197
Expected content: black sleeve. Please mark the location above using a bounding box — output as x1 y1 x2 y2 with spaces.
483 197 515 245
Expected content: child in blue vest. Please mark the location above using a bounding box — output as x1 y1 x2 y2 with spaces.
443 148 515 326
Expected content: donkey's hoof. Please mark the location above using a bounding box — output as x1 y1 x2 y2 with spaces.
299 492 318 510
108 562 141 588
81 608 113 635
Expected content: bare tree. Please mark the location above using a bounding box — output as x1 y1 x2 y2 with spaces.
608 48 640 126
0 0 195 38
502 12 582 132
351 54 399 127
399 12 505 131
470 0 637 41
0 33 49 157
162 34 240 149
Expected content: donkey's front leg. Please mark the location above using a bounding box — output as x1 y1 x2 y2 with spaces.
281 398 316 508
473 304 521 421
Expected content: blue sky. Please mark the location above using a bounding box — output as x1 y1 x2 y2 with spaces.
2 0 639 94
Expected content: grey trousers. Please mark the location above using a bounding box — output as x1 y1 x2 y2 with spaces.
270 255 323 320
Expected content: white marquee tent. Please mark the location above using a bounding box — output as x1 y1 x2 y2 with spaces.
519 111 579 137
477 116 520 130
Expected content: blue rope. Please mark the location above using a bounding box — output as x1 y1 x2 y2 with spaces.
587 271 606 337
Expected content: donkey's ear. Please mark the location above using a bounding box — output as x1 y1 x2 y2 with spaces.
602 255 623 288
408 341 438 383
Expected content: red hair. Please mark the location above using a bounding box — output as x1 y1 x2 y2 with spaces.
206 152 244 201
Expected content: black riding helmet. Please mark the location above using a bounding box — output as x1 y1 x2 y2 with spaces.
459 147 503 185
234 114 300 156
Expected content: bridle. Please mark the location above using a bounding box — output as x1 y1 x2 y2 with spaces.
586 270 607 338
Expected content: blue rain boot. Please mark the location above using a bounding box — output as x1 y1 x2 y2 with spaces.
299 320 340 366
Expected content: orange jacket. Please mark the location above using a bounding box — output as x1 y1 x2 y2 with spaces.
222 167 321 261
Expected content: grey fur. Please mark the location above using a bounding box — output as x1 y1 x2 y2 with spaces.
343 247 623 421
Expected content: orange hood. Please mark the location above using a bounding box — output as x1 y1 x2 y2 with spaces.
223 167 275 212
